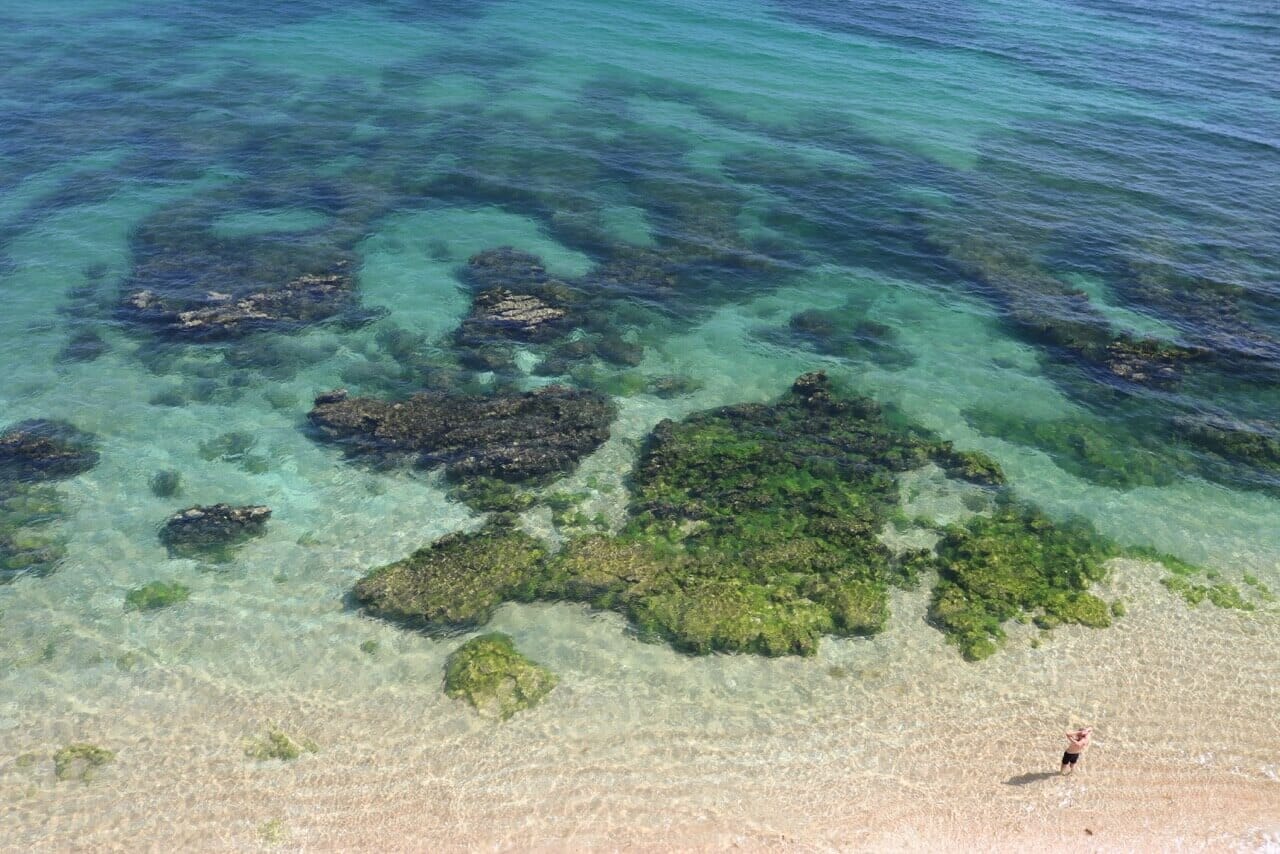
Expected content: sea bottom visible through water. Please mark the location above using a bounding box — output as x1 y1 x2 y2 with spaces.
2 0 1280 848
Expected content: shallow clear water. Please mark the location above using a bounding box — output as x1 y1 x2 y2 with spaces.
1 0 1277 847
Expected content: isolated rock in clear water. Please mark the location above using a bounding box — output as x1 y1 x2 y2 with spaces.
307 385 616 483
0 420 100 483
443 632 557 720
159 503 271 560
459 287 568 343
124 267 361 340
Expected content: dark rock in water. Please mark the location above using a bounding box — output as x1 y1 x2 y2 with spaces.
123 267 359 341
0 420 100 483
307 385 616 483
159 504 271 560
1173 415 1280 473
149 469 182 498
461 247 551 292
460 288 568 342
649 375 703 398
457 345 517 373
778 307 916 371
58 328 109 363
593 334 644 367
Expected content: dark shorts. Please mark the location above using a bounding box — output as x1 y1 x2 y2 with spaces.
1062 751 1081 765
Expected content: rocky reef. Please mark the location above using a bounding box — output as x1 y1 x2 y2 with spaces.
124 267 362 341
159 504 271 561
0 420 100 483
443 632 558 720
353 521 547 629
352 372 1098 659
0 420 97 584
0 483 67 584
927 502 1115 660
307 385 616 484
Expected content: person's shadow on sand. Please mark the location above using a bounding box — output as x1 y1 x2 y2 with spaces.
1004 771 1058 786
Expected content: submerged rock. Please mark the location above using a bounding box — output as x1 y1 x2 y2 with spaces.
124 268 361 340
124 580 191 611
353 521 547 629
0 420 100 483
459 288 568 343
461 247 553 293
443 632 558 720
159 504 271 560
927 503 1115 661
0 483 67 584
307 385 616 483
351 372 1036 658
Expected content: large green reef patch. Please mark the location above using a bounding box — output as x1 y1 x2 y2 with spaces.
352 373 1254 661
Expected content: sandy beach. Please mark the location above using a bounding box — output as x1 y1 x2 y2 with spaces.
5 564 1276 852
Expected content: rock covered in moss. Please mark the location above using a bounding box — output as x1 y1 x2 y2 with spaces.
124 580 191 611
351 372 1001 657
353 521 547 629
159 504 271 560
53 743 114 782
0 420 100 483
307 385 615 484
927 502 1115 660
443 632 557 720
0 483 67 584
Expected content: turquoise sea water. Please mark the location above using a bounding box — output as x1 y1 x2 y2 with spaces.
1 0 1278 846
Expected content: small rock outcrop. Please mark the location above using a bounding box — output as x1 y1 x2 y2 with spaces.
0 420 100 483
124 268 359 340
307 386 615 483
459 287 568 342
443 632 558 720
159 504 271 560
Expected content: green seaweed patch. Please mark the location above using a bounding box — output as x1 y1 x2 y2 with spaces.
447 477 535 514
927 503 1116 660
964 407 1178 489
124 580 191 611
351 373 1023 657
443 632 557 720
352 520 547 630
53 743 115 782
244 727 317 762
1127 546 1264 610
0 483 68 584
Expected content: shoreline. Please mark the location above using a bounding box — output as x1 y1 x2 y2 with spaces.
4 567 1277 851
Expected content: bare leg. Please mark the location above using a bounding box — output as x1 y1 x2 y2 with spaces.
1061 761 1073 775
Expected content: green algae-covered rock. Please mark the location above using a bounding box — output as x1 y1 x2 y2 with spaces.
0 482 67 584
443 633 557 720
353 372 1013 658
244 727 318 761
353 520 547 630
927 503 1116 660
124 580 191 611
53 743 114 782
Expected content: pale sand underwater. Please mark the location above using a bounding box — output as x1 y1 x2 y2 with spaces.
4 561 1276 852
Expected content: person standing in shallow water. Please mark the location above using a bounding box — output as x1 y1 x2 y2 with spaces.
1061 726 1093 774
